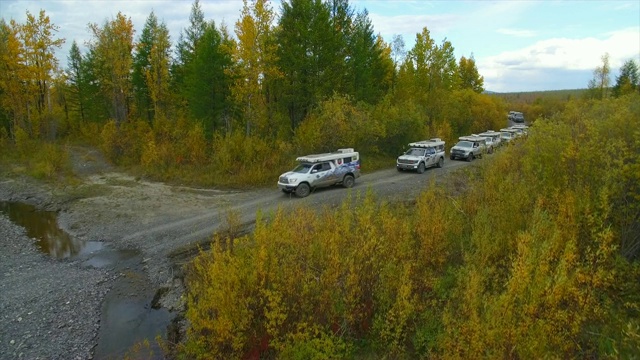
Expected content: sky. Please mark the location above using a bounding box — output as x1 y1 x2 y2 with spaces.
1 0 639 93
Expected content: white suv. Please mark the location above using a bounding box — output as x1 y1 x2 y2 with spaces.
450 136 487 161
510 124 529 136
396 138 446 173
478 130 502 150
278 148 361 197
500 128 519 143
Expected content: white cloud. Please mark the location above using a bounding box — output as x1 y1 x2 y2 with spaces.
368 13 459 42
479 26 640 92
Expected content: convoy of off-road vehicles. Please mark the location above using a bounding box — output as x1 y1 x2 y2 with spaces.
277 121 529 197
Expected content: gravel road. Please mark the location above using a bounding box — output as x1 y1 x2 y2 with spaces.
0 146 482 359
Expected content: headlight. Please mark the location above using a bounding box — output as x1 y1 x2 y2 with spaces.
289 178 299 184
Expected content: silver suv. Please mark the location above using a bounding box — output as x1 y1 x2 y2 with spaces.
450 136 487 161
508 111 525 123
396 139 446 173
478 130 502 151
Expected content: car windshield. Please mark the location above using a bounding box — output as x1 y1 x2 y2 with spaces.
455 141 473 148
292 163 313 173
405 148 426 156
501 132 511 137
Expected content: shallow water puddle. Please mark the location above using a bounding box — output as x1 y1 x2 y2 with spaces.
94 253 173 359
0 201 84 258
0 201 174 358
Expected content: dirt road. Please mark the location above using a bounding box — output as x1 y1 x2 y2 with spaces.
0 147 480 359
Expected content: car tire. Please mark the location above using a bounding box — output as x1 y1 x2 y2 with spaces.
295 183 311 198
417 162 425 174
342 174 355 188
397 167 402 172
450 155 455 160
437 157 444 168
467 154 474 162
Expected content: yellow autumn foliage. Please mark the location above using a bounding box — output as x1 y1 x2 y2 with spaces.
181 94 640 359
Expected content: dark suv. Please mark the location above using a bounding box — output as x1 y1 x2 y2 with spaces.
513 113 525 123
508 111 525 123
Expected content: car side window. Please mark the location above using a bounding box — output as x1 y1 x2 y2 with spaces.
321 162 331 171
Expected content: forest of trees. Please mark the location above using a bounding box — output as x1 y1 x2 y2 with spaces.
0 0 499 185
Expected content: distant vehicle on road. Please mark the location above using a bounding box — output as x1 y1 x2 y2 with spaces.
508 111 525 123
510 124 529 136
500 128 518 143
478 130 502 149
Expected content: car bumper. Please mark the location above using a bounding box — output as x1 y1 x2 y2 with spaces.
278 183 297 191
397 163 419 170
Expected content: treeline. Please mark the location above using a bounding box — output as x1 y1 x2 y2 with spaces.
0 0 502 185
181 93 640 359
493 54 640 126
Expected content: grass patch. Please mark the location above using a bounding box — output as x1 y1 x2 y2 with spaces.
65 183 113 199
104 177 139 188
0 140 74 184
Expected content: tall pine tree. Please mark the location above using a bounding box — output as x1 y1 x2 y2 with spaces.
183 21 233 136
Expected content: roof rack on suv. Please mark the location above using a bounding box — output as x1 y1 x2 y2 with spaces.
409 138 445 148
296 149 358 163
459 135 487 142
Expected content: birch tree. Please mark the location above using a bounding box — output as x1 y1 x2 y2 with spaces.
232 0 280 136
587 52 611 99
457 55 484 93
88 12 134 125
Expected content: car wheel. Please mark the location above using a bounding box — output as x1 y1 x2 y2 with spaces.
295 183 311 198
450 155 455 160
417 162 425 174
467 154 474 162
397 167 402 172
437 157 444 168
342 174 355 188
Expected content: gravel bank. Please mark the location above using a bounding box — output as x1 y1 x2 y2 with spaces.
0 215 112 360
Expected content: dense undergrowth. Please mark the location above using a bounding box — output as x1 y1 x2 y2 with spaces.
179 94 640 359
1 91 503 188
0 126 73 181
